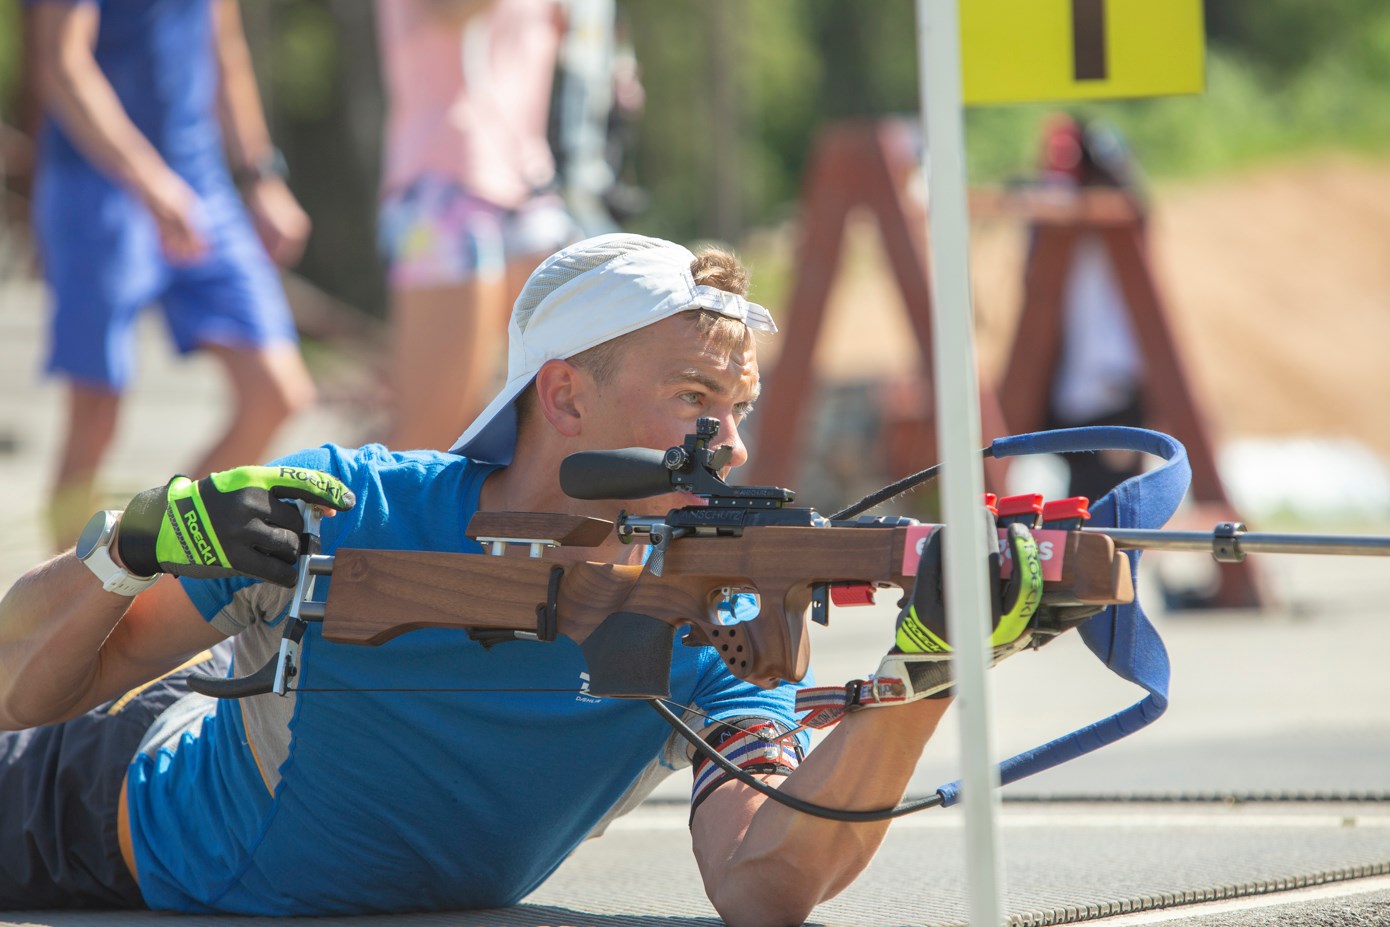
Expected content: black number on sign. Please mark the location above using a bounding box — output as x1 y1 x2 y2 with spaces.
1072 0 1108 81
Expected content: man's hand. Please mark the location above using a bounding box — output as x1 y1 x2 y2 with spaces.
116 466 355 586
244 176 311 267
896 520 1044 655
878 516 1046 701
139 168 209 263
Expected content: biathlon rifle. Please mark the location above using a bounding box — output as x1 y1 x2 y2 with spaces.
189 419 1390 704
185 423 1390 818
190 417 1141 702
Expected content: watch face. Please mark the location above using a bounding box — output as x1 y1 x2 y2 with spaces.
76 510 113 560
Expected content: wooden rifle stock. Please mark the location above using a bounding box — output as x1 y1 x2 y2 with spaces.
319 513 1133 697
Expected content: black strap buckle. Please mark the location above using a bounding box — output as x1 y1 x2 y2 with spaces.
534 564 562 642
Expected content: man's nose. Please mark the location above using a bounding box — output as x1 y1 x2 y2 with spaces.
717 416 748 472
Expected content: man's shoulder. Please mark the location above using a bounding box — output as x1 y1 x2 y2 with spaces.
281 444 494 551
272 443 473 482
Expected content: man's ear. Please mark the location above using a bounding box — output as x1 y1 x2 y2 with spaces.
533 359 587 438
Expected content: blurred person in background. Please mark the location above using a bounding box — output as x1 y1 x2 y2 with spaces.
376 0 581 452
1036 113 1148 501
28 0 316 550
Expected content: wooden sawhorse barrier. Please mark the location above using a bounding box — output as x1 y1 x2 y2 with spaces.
748 118 1012 494
753 119 1264 609
992 185 1264 609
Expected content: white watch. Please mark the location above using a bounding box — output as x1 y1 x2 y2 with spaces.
75 510 159 597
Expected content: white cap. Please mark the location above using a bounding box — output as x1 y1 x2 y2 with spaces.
449 233 776 464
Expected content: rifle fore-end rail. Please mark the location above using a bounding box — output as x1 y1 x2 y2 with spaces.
318 519 1135 692
1089 527 1390 558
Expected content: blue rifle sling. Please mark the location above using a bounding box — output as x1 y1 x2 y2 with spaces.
936 426 1190 806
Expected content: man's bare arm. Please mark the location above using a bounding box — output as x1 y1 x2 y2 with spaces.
212 0 310 266
0 556 226 730
0 467 356 730
30 2 207 261
31 3 171 197
690 699 951 927
211 0 275 182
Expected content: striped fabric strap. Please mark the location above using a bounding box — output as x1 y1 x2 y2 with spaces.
795 652 958 729
690 720 803 818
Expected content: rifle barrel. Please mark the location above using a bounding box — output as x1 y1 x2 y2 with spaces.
1089 528 1390 557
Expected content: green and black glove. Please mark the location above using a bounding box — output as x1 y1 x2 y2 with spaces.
873 510 1045 702
895 518 1044 657
117 465 355 587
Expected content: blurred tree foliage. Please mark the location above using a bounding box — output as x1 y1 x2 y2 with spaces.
3 0 1390 316
1205 0 1385 81
239 0 386 321
0 1 18 109
626 0 1390 241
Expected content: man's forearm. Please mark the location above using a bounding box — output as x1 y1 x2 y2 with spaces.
0 555 133 729
698 698 951 926
212 0 276 177
38 51 176 200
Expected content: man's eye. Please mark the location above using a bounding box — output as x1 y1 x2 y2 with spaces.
679 392 703 405
734 402 756 418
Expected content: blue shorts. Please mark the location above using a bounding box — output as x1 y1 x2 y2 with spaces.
377 175 577 289
33 166 298 391
0 645 231 910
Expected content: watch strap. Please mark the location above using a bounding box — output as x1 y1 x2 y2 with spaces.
232 148 288 187
100 568 160 597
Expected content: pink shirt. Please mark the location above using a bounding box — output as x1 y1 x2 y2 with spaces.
377 0 562 208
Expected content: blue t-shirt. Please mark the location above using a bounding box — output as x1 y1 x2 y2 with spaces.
124 445 809 914
32 0 226 184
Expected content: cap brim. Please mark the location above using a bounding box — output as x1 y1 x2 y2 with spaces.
447 374 535 464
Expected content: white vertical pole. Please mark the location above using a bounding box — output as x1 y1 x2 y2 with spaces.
915 1 1005 925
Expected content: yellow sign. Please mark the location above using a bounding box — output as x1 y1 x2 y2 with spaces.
960 0 1205 105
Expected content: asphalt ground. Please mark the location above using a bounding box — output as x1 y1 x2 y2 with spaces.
2 276 1389 924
